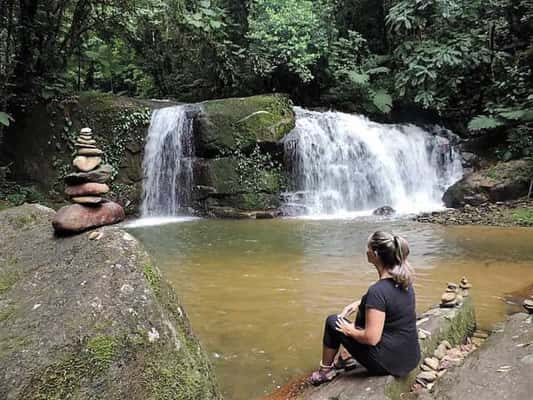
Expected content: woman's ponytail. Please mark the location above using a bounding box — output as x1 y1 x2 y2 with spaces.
368 232 414 289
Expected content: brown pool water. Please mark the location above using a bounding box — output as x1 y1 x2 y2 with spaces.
128 218 533 400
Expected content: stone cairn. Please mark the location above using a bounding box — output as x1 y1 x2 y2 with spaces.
52 127 125 234
413 277 487 393
439 277 471 308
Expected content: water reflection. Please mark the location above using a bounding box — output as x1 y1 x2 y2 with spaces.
129 219 533 400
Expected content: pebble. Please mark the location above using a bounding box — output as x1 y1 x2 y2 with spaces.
88 231 104 240
77 148 104 156
417 371 437 382
80 127 92 134
72 196 103 204
73 156 102 172
424 357 440 370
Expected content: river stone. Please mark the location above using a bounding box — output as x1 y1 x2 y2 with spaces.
0 204 220 399
523 299 533 313
52 201 125 233
79 134 93 141
424 357 440 371
434 343 448 360
73 156 102 172
64 164 113 184
77 138 97 145
80 127 92 134
372 205 396 216
65 182 110 197
71 196 103 204
74 143 97 149
441 292 456 302
417 371 437 382
77 148 103 156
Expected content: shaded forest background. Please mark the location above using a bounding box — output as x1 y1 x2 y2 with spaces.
1 0 532 159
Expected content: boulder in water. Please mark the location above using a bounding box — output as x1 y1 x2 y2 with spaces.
52 202 125 233
373 206 396 216
443 160 531 208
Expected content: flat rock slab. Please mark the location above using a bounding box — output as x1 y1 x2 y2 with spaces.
77 148 103 156
265 301 475 400
65 182 110 197
64 164 113 185
430 313 533 400
0 204 220 400
52 202 125 233
73 156 102 172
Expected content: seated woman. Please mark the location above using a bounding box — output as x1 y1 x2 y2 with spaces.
310 231 420 385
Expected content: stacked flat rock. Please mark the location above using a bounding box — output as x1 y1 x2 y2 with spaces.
52 127 125 234
440 282 463 308
459 276 472 297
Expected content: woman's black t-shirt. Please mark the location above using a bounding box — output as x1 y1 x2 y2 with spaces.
355 278 420 377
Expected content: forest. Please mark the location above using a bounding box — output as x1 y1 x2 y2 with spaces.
1 0 532 159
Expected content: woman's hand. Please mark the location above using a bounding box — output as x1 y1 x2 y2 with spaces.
338 300 361 319
335 317 358 338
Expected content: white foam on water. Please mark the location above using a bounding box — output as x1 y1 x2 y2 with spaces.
125 216 199 228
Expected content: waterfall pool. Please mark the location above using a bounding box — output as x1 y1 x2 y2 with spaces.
127 218 533 400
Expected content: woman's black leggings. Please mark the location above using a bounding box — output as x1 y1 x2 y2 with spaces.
323 314 389 376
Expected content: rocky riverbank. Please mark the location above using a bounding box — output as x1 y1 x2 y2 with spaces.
414 197 533 227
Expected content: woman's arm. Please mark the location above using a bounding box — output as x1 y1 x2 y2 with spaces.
336 308 385 346
338 300 361 318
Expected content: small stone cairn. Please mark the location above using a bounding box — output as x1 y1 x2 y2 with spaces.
523 295 533 314
439 277 471 308
52 127 125 234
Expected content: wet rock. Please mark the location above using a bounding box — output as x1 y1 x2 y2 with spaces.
52 202 125 233
64 164 113 185
372 206 396 216
80 127 93 134
65 182 110 197
73 156 102 172
77 138 97 145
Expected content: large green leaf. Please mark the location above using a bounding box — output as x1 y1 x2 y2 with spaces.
372 90 393 113
498 109 533 121
0 112 12 127
468 115 504 131
347 71 369 86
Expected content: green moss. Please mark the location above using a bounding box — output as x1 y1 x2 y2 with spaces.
21 335 120 400
510 207 533 226
143 263 161 297
0 270 19 295
87 336 118 368
201 94 295 154
0 306 15 322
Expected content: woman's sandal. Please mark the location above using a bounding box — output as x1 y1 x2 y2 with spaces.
334 355 359 372
309 362 338 386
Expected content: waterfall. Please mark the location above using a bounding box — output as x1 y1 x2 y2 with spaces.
282 108 463 217
141 105 196 217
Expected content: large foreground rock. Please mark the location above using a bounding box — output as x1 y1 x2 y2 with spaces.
430 313 532 400
443 159 532 208
52 201 125 233
0 204 220 400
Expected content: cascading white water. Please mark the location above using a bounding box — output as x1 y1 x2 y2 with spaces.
141 105 196 217
283 108 463 217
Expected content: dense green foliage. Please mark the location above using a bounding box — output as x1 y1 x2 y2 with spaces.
1 0 532 157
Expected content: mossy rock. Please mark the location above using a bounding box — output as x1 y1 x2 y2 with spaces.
195 94 295 156
443 159 532 207
0 204 220 400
